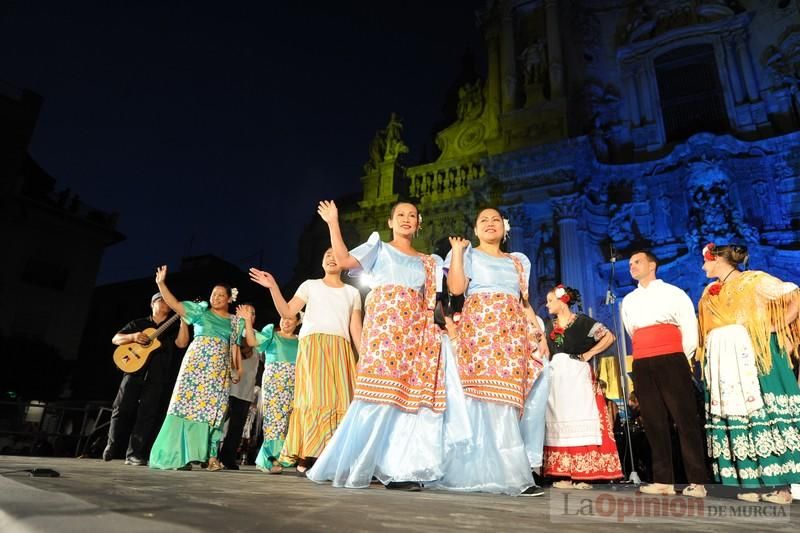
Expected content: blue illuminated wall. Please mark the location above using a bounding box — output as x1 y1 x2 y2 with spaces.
491 131 800 328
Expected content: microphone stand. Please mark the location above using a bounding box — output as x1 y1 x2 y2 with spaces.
606 253 641 485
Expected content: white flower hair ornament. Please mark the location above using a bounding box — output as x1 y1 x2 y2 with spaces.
554 284 571 304
230 288 239 303
418 214 423 226
503 218 511 242
297 310 305 325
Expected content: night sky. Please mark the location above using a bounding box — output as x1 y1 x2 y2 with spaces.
2 0 485 285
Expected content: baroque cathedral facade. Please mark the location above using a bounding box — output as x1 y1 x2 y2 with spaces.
304 0 800 331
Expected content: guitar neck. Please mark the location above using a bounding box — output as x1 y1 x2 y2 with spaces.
149 313 181 340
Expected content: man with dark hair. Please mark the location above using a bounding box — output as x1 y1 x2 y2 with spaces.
104 293 189 465
219 302 261 470
621 251 707 497
630 249 658 267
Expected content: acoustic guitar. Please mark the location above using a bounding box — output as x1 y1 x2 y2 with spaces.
113 313 182 373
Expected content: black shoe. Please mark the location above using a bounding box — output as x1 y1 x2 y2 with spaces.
124 456 147 466
385 481 423 491
102 446 113 462
176 463 192 471
520 485 544 497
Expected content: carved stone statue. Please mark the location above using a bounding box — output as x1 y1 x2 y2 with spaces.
534 224 556 294
608 203 638 245
684 160 759 252
585 81 622 128
653 194 674 242
519 40 548 86
457 80 485 121
383 112 409 161
764 33 800 118
364 132 386 173
363 113 409 173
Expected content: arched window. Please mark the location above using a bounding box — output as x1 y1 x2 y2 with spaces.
654 44 729 143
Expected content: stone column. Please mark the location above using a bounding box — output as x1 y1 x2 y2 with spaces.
500 0 517 112
724 37 745 105
544 0 564 98
637 67 654 123
551 193 585 294
735 34 760 102
623 70 641 126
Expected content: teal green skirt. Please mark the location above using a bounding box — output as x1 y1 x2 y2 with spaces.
255 439 294 469
705 335 800 488
148 415 223 470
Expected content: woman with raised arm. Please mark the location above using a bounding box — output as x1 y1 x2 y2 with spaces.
306 200 468 491
253 313 300 474
148 265 258 471
698 243 800 505
542 285 622 488
430 207 550 496
249 248 362 473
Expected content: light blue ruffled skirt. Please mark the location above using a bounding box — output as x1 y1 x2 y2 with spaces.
306 335 471 488
521 358 551 468
428 343 552 495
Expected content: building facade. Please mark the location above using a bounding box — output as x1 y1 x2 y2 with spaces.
0 82 124 367
337 0 800 332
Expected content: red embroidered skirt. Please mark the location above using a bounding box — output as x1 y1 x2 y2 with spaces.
543 391 623 480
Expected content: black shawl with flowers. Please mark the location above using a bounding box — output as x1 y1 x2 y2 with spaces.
545 314 608 355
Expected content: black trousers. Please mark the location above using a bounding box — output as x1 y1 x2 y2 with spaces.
632 353 708 484
219 396 251 468
107 373 166 459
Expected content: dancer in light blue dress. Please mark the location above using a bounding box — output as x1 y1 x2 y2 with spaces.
307 200 470 490
430 208 551 496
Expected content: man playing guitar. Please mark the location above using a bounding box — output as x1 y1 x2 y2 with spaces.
104 293 189 465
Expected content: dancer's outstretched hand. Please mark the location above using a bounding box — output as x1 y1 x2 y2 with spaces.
317 200 338 224
249 268 277 289
155 265 168 285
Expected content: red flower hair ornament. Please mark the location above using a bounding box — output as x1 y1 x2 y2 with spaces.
708 283 722 296
702 243 716 262
554 284 571 304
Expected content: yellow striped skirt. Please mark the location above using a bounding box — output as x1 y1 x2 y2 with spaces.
281 333 357 459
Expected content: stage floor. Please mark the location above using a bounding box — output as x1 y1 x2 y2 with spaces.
0 456 797 532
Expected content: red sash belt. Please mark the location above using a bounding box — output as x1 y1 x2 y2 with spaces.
632 323 683 360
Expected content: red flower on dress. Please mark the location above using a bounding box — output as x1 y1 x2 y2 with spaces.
708 283 722 296
549 325 566 347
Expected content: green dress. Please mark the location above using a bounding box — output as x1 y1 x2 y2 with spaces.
255 325 299 469
698 271 800 488
149 301 244 469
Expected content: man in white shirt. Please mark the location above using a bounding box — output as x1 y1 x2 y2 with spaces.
621 250 707 498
